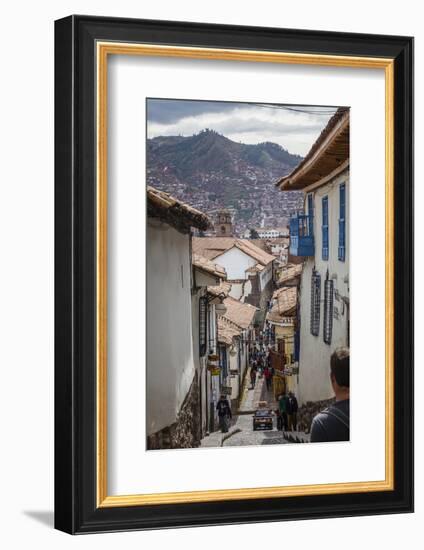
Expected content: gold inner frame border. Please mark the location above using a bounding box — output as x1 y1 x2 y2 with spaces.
96 42 395 508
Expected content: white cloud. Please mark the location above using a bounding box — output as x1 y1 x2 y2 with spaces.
147 101 338 156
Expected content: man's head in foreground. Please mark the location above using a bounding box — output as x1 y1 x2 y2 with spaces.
330 347 350 401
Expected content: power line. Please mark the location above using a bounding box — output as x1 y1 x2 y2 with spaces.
251 103 344 115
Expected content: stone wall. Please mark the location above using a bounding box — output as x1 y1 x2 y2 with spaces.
147 373 201 450
296 397 336 434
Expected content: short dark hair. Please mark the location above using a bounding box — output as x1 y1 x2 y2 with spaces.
330 347 350 387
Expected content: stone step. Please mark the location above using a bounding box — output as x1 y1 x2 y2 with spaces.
282 430 311 444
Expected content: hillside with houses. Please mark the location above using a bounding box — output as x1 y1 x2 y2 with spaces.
146 108 350 450
147 129 304 236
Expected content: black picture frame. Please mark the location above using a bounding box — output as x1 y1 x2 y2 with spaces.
55 15 414 534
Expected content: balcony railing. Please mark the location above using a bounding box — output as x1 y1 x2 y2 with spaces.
289 214 315 257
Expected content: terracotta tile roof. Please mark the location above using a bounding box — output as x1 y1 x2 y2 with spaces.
192 253 227 279
222 296 258 329
266 287 298 322
192 237 275 266
277 263 303 285
277 107 349 191
234 239 275 266
147 186 211 233
192 237 236 260
248 239 269 251
267 237 290 247
217 316 241 345
246 263 265 274
207 281 232 298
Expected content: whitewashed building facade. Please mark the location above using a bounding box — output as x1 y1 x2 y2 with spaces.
146 187 211 449
277 108 350 405
192 237 275 314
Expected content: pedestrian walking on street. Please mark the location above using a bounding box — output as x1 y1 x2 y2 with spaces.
267 348 272 368
216 394 232 433
310 348 350 443
250 365 257 389
257 356 264 376
287 391 299 431
278 393 289 431
264 366 273 391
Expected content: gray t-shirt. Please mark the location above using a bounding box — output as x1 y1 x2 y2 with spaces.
310 399 350 443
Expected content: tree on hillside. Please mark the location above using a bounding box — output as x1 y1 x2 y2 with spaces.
249 228 260 239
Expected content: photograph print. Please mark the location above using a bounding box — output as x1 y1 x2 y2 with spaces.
146 98 350 450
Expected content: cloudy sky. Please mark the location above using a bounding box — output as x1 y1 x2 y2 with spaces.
147 99 340 156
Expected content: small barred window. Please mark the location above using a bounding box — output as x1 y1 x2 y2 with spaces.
310 270 321 336
199 296 208 357
322 196 329 261
323 277 334 344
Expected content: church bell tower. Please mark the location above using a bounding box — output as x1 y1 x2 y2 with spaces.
214 209 233 237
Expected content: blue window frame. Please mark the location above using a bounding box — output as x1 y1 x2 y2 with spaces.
338 183 346 261
322 196 329 260
307 193 314 236
289 214 314 256
294 329 300 362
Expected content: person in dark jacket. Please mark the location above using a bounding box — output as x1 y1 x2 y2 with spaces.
278 393 289 431
287 392 299 431
311 347 350 442
250 364 257 389
216 395 232 433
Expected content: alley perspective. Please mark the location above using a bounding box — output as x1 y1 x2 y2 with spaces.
146 102 350 451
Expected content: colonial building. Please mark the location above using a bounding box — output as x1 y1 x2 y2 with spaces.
266 285 299 399
217 297 257 410
243 226 289 239
277 108 350 405
192 237 275 320
191 254 230 436
214 208 234 237
146 186 211 449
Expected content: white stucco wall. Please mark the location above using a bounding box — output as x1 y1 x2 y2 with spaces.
191 283 218 436
298 171 349 405
259 264 273 290
146 223 196 435
229 350 240 400
229 282 243 300
214 246 256 280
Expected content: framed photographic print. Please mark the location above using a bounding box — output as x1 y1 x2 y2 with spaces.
54 15 414 534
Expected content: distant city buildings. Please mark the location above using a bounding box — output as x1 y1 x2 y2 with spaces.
242 226 289 239
146 130 304 238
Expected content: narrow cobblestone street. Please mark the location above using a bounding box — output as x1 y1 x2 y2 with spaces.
201 369 289 448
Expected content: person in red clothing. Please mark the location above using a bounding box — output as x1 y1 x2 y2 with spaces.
264 366 272 391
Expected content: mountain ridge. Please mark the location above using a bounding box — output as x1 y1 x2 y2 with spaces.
146 129 304 234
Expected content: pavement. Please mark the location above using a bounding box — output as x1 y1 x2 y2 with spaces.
200 368 289 448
